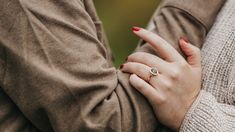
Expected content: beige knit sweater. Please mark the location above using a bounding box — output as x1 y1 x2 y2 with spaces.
179 0 235 131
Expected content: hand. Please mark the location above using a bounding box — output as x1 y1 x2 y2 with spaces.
120 27 202 130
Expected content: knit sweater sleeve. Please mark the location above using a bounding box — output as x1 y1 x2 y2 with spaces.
179 90 235 132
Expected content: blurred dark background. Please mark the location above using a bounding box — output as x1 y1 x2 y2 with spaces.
94 0 161 67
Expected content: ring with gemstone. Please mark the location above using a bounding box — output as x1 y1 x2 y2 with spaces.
149 67 159 77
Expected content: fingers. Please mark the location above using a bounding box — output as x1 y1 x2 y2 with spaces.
127 52 170 74
121 62 152 81
129 74 163 104
121 62 166 89
132 27 184 63
179 38 201 67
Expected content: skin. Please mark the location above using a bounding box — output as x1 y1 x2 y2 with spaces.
120 28 202 130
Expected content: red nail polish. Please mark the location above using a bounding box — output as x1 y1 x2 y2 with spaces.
132 26 141 32
120 64 124 69
180 37 189 43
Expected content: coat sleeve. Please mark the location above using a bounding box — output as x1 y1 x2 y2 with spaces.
0 0 157 131
136 0 226 57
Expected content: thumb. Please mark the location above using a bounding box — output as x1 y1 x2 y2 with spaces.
179 37 201 67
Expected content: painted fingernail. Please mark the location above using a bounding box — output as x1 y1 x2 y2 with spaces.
120 64 124 69
180 37 189 43
132 26 141 32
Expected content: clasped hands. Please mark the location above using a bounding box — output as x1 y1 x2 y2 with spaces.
120 27 202 130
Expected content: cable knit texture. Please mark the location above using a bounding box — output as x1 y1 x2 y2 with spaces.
180 0 235 131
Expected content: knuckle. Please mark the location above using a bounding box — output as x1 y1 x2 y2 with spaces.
191 46 201 56
194 47 201 54
178 61 188 69
136 82 145 91
169 68 181 80
136 64 144 73
129 74 137 80
157 95 167 105
130 52 144 59
163 80 173 90
141 56 148 62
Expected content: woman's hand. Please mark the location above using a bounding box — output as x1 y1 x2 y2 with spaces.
120 27 202 130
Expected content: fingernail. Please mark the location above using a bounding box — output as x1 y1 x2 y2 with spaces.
180 37 189 43
120 64 124 69
132 26 141 32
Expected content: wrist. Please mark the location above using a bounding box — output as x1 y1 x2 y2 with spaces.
174 93 200 130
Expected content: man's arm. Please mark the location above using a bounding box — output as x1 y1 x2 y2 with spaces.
0 0 225 131
136 0 226 57
0 0 156 131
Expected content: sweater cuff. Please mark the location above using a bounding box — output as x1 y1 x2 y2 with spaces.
179 90 220 131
